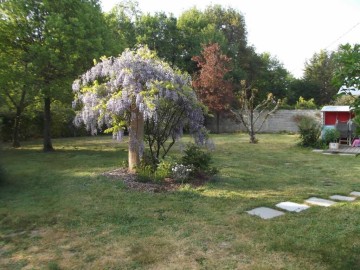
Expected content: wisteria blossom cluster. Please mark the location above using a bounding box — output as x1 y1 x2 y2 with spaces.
72 46 206 144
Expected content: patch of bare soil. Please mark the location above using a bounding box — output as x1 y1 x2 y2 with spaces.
101 168 180 192
102 168 209 192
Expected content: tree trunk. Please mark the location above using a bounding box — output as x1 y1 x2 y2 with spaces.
216 112 220 134
43 97 54 152
249 131 257 144
249 109 257 143
128 106 144 173
12 107 22 148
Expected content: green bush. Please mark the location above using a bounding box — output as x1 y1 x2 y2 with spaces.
136 153 174 183
135 144 218 183
295 96 317 109
155 158 174 180
136 164 154 183
294 115 321 147
181 144 218 177
334 94 356 105
322 128 340 144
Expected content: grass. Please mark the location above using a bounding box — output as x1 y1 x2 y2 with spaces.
1 133 360 269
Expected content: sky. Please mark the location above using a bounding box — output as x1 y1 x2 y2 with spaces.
101 0 360 78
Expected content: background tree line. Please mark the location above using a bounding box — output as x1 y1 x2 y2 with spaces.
0 0 358 148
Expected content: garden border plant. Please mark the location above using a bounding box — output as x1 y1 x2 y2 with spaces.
293 114 322 147
135 143 218 185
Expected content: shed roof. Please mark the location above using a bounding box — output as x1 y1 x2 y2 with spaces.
321 105 351 112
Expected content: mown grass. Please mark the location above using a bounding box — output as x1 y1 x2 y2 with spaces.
1 134 360 269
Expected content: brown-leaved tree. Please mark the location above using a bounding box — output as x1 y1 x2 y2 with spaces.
192 43 234 133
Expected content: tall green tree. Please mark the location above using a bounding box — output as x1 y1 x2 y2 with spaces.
333 43 360 88
0 0 112 151
177 5 248 76
287 78 319 105
0 9 37 147
136 12 181 67
303 50 337 105
104 0 140 54
202 5 249 82
253 53 290 99
333 43 360 134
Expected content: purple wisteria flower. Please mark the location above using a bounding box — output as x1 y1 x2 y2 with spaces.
72 46 206 145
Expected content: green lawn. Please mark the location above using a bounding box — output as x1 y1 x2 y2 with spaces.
1 134 360 269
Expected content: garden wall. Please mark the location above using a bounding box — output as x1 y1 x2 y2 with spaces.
206 110 321 133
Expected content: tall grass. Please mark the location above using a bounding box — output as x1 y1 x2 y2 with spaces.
1 134 360 269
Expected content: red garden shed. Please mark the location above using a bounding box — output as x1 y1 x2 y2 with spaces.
321 105 356 145
321 106 354 126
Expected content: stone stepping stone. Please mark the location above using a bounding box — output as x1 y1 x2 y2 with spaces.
276 201 310 212
350 191 360 197
305 197 336 207
246 207 285 219
329 195 356 202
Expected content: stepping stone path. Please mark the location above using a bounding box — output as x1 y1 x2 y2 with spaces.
246 207 285 219
330 195 356 202
276 201 310 212
246 191 359 220
305 197 336 207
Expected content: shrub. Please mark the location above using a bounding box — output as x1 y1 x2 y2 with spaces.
294 115 321 147
155 158 174 180
322 128 340 144
295 96 317 109
135 144 218 184
334 94 356 105
181 144 218 178
136 153 174 183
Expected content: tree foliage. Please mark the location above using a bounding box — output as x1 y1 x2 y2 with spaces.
0 1 38 147
334 44 360 135
192 43 234 133
73 47 206 171
253 53 290 100
287 78 319 105
0 0 112 151
303 50 337 105
104 0 140 54
333 43 360 89
136 12 181 67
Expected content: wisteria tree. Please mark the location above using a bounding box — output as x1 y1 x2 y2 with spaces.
73 47 206 172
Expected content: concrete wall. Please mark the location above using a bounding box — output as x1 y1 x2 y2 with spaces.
206 110 321 133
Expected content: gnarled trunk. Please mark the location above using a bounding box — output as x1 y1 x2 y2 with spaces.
128 106 144 173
